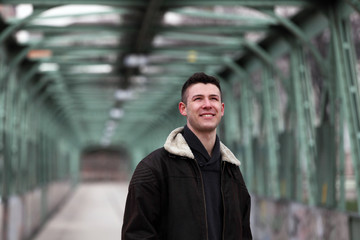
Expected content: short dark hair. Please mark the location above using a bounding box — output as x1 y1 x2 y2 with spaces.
181 72 222 103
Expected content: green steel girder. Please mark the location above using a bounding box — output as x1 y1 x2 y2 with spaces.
26 7 135 21
243 40 273 65
36 59 119 66
222 56 255 189
135 0 164 52
21 24 137 34
159 32 243 45
32 33 124 46
262 10 326 71
146 50 221 59
0 0 313 7
31 45 241 55
0 45 33 89
242 39 286 82
0 0 148 6
262 67 281 198
159 25 272 33
18 62 41 87
22 24 271 36
217 75 241 146
328 5 360 213
31 46 131 55
290 44 318 205
163 0 312 7
0 0 311 6
154 45 246 53
223 56 251 80
345 0 360 13
0 8 48 45
1 1 358 212
220 7 329 79
170 8 277 24
25 74 84 139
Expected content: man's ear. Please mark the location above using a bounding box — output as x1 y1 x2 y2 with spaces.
179 102 187 116
221 102 225 116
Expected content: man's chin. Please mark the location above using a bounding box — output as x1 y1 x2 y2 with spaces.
197 125 217 133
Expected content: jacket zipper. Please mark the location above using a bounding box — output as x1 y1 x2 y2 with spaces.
221 161 226 240
193 158 209 240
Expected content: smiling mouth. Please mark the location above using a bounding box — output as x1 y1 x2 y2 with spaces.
201 114 214 117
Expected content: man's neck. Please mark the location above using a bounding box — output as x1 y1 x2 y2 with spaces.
188 127 217 156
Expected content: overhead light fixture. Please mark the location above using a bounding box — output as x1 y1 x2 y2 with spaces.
110 108 124 119
39 63 59 72
163 12 182 25
31 5 120 27
28 49 52 59
16 30 30 44
140 65 163 74
70 64 112 73
187 50 197 63
124 54 148 67
16 4 33 19
114 89 134 101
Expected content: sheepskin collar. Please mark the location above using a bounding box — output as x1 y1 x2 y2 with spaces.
164 127 240 166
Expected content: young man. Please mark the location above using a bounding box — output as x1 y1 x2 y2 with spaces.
122 72 252 240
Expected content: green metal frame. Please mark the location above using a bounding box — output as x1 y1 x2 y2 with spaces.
0 0 360 218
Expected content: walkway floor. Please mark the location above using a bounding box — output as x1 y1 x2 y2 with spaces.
33 182 129 240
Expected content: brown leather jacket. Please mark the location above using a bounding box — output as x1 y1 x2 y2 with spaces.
122 127 252 240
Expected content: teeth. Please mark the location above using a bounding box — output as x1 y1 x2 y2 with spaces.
202 114 213 117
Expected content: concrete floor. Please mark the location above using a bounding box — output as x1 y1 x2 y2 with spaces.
33 182 128 240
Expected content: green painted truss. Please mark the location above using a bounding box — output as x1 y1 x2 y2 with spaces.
0 0 360 214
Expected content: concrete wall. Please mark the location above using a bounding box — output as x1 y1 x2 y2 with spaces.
251 195 359 240
1 180 73 240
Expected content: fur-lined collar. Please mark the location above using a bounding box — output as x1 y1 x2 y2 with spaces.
163 127 240 166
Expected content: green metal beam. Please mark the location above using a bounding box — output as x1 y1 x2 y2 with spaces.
22 24 270 35
159 32 243 45
328 5 360 213
223 56 255 189
22 24 137 32
290 44 318 205
8 7 136 24
42 32 124 42
345 0 360 13
262 10 327 73
159 25 272 33
0 8 47 45
0 0 148 6
170 8 277 24
135 0 164 52
262 67 281 198
164 0 312 7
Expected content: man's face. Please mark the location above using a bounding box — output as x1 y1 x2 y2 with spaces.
179 83 224 135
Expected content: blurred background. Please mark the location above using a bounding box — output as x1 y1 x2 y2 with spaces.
0 0 359 239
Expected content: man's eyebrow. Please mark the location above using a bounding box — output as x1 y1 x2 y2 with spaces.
191 94 220 99
191 94 204 98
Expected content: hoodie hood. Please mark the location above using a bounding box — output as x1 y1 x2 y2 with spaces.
164 127 241 166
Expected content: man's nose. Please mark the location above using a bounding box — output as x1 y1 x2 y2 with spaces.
203 98 212 108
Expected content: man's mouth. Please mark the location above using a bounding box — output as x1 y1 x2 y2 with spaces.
200 114 215 117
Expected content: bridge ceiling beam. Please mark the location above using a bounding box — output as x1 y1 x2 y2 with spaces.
0 0 336 149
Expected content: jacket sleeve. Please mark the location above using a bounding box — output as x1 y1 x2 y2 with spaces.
242 193 252 239
122 160 161 240
239 170 252 240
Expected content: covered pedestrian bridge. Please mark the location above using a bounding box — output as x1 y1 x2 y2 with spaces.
0 0 360 239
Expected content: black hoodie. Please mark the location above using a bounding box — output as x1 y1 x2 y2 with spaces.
183 125 223 240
